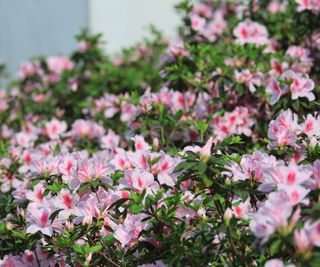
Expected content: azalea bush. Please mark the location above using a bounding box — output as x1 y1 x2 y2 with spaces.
1 0 320 266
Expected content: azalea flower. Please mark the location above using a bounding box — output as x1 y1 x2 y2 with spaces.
114 214 147 247
26 207 54 236
233 19 269 46
46 56 73 75
190 14 206 32
69 158 113 189
52 189 80 220
44 118 67 140
120 169 159 194
264 259 295 267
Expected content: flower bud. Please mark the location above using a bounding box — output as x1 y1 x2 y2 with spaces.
200 137 213 162
84 253 92 267
224 208 233 226
153 137 159 151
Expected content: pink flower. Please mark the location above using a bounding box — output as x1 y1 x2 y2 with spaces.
112 150 133 170
294 228 314 254
250 192 293 242
120 101 138 123
192 3 213 18
264 259 295 267
26 207 54 236
17 61 42 80
289 75 315 101
267 110 299 148
199 137 213 161
100 129 120 150
270 58 288 76
52 189 80 220
282 185 310 206
69 119 105 139
26 181 46 204
132 135 151 151
201 10 227 42
301 114 320 137
75 195 99 225
44 118 67 140
233 19 269 46
46 56 73 74
210 107 255 140
230 198 252 219
267 1 284 13
312 160 320 189
266 78 285 105
286 46 312 66
152 153 180 186
138 261 167 267
307 219 320 247
260 162 312 192
120 169 159 194
114 214 147 247
235 69 264 93
295 0 320 13
167 39 189 58
190 14 206 32
69 158 113 189
58 155 77 184
30 158 59 177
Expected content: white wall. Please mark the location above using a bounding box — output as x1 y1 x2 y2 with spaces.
0 0 180 78
88 0 180 53
0 0 88 79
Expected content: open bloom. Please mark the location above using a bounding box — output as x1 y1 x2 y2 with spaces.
120 169 159 194
151 153 180 186
250 192 294 242
69 158 113 189
233 19 269 46
52 189 80 220
46 56 73 75
114 214 147 247
266 78 286 105
190 14 206 32
267 109 300 148
289 75 315 101
44 118 67 140
26 207 54 236
264 259 295 267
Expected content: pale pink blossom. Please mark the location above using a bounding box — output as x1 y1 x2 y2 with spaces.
266 78 285 105
52 189 80 220
114 214 147 247
132 135 151 151
301 114 320 137
233 19 269 46
151 153 180 186
190 14 206 32
199 136 213 161
44 118 67 140
46 56 73 75
120 169 159 194
289 75 315 101
264 259 295 267
26 207 54 236
100 129 120 150
69 158 113 189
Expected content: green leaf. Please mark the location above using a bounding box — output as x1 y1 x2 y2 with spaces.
131 204 143 214
72 244 84 254
198 159 207 175
90 244 102 253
